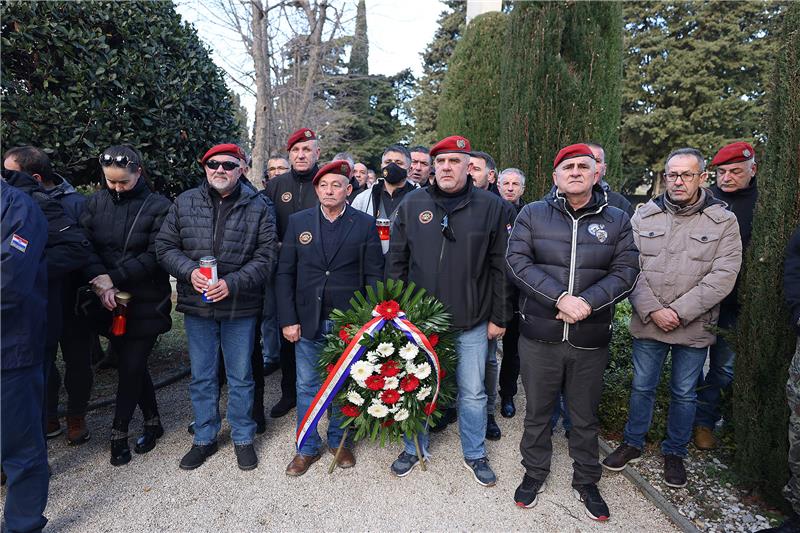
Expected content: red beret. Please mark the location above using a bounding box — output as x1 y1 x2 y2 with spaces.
286 128 317 150
313 160 352 185
430 135 471 158
711 141 755 166
200 143 246 165
553 143 595 169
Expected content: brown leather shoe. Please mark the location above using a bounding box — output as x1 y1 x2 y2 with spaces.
66 416 90 445
329 446 356 468
285 453 321 477
693 426 717 450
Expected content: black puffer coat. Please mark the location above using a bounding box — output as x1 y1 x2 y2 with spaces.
263 165 319 241
506 185 640 349
156 180 277 320
80 178 173 337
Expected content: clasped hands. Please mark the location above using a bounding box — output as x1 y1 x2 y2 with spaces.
190 268 229 302
90 274 119 311
555 294 592 324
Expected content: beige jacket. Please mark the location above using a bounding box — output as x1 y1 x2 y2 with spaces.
629 189 742 348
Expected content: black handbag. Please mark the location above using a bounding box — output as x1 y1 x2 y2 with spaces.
74 285 111 335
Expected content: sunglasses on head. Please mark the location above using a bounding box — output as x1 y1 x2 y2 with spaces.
99 153 138 168
206 160 240 171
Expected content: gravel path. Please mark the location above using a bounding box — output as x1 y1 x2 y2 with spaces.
37 372 679 532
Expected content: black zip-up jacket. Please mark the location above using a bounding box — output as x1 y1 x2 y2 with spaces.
156 180 277 320
263 164 319 241
81 178 173 337
385 180 514 330
506 185 640 349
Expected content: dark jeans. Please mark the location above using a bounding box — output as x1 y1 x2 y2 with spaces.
695 308 737 429
518 336 608 487
2 363 49 533
498 314 520 399
109 335 159 429
550 393 572 431
46 315 94 418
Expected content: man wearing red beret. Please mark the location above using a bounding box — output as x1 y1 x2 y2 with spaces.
263 128 322 419
385 135 514 487
693 141 759 450
507 143 640 519
276 160 384 476
156 143 278 471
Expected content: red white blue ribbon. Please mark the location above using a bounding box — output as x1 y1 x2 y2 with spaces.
296 306 442 450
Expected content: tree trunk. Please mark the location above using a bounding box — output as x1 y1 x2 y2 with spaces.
250 0 273 185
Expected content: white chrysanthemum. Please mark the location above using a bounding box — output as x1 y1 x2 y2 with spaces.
416 386 431 401
367 402 389 418
366 350 379 364
413 362 432 380
383 377 399 390
350 360 374 383
398 343 419 360
389 404 401 413
394 408 410 422
376 342 395 357
405 361 417 374
347 391 364 406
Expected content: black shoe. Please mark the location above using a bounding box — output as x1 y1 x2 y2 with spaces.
255 419 267 435
269 396 296 418
263 361 280 376
514 474 546 508
179 442 219 470
602 442 642 471
187 422 195 435
757 512 800 532
110 438 131 466
134 424 164 454
573 483 610 521
500 397 516 418
253 388 267 434
235 444 258 470
664 454 687 488
430 407 456 433
486 415 501 440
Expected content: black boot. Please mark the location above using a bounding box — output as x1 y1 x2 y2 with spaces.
110 419 131 466
253 387 266 434
135 416 164 454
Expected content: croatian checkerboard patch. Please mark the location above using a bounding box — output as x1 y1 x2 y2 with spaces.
10 233 29 253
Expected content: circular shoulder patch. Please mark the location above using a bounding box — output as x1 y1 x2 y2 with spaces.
299 231 313 245
419 210 433 224
281 191 293 203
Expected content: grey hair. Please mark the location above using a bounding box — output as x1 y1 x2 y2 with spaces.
333 151 355 169
665 148 706 172
498 167 526 186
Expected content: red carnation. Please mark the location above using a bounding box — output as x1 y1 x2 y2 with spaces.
428 334 439 347
376 300 400 320
382 419 395 427
400 375 420 392
424 402 437 416
439 368 447 379
365 375 385 391
326 363 335 375
341 405 360 418
380 389 401 405
338 325 352 343
380 360 401 377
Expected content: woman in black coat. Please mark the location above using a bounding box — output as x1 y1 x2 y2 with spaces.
81 145 172 466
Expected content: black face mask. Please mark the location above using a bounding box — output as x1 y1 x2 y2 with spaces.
381 162 407 185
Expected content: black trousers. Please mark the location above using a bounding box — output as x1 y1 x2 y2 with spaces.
110 335 158 429
46 313 94 418
279 339 296 401
498 314 521 399
518 335 608 487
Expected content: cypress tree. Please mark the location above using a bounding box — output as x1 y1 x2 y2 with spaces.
499 2 623 201
349 0 368 76
436 12 507 160
734 2 800 508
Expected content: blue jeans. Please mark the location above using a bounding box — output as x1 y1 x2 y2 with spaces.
695 309 737 429
2 363 49 533
550 392 572 431
405 322 488 461
261 284 281 366
185 315 257 446
485 339 498 413
295 319 349 456
624 338 709 457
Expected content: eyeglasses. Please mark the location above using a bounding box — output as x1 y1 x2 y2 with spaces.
206 160 239 171
665 171 704 183
99 153 138 168
268 165 289 174
441 214 455 242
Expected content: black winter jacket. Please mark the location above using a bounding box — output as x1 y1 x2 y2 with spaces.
385 180 514 330
785 225 800 336
81 178 173 337
156 180 277 320
263 165 319 241
506 185 640 349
